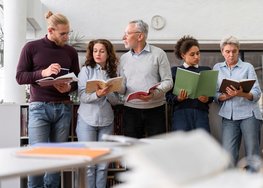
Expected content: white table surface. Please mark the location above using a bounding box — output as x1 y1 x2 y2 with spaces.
0 142 125 180
0 148 88 179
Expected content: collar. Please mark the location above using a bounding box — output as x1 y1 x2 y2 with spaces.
44 35 62 48
95 64 104 70
183 62 199 68
130 43 150 56
219 58 243 68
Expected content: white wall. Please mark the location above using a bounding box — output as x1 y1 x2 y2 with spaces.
0 103 20 187
40 0 263 43
26 0 45 39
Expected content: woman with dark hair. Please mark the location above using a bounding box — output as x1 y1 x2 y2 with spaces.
166 35 213 132
76 39 120 188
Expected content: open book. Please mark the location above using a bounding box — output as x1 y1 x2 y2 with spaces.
86 76 123 93
126 83 160 102
115 130 263 188
219 78 256 93
36 72 78 87
16 142 110 161
173 68 218 99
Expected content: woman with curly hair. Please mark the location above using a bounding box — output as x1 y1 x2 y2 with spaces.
166 35 213 132
76 39 120 188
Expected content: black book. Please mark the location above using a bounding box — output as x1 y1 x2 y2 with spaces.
219 78 256 93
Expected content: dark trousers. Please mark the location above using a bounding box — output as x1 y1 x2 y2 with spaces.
123 105 166 138
172 108 210 132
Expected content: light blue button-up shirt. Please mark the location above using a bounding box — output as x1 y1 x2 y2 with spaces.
213 59 262 120
77 64 120 127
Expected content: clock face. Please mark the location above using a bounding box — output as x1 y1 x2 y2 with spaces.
151 15 165 30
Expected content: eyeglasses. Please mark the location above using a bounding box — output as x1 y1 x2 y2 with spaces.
53 28 73 36
123 31 141 37
58 30 73 37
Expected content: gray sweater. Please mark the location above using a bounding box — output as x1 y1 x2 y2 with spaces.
120 44 173 109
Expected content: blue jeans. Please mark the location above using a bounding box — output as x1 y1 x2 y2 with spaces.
172 109 210 132
28 102 72 188
222 116 261 166
76 115 113 188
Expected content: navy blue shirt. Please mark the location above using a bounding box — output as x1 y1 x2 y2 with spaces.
166 65 213 112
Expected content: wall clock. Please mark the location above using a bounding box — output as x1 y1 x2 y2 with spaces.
151 15 165 30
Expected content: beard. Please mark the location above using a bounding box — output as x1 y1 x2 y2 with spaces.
56 40 66 47
53 38 67 47
123 41 132 49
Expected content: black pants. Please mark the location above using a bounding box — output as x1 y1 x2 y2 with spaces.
123 105 166 138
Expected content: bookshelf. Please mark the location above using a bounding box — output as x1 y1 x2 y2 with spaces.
19 103 126 188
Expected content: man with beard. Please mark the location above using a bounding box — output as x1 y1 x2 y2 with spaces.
16 11 79 188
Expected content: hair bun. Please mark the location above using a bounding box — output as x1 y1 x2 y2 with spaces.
45 11 53 19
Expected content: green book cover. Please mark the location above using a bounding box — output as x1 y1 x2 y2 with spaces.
172 68 219 99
